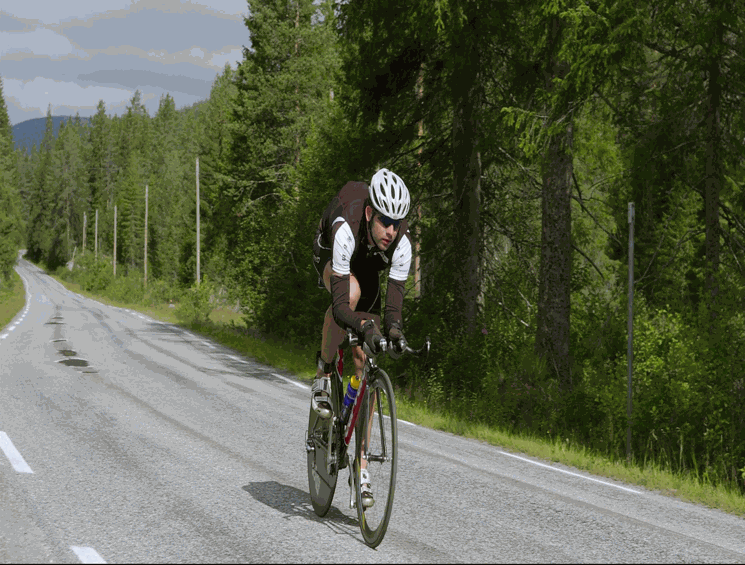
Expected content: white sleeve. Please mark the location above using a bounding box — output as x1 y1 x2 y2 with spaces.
389 234 412 282
331 219 355 276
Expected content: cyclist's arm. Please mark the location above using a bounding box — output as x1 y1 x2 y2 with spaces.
384 278 405 335
330 273 368 334
328 219 367 334
384 233 412 335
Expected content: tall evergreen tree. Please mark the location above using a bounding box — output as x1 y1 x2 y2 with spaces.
26 108 56 265
0 76 21 281
218 0 340 320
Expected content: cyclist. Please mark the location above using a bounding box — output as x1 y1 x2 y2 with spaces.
312 168 412 507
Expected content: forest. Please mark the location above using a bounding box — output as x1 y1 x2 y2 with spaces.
1 0 744 493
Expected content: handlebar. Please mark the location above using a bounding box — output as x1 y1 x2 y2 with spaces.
403 337 431 359
342 330 431 361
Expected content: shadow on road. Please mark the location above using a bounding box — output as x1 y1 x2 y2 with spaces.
242 481 359 537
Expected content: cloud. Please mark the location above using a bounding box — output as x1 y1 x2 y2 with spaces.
3 76 204 124
55 7 247 53
0 28 87 58
0 11 41 31
2 1 247 27
4 76 133 117
207 48 242 69
77 69 212 97
1 2 134 25
1 52 220 84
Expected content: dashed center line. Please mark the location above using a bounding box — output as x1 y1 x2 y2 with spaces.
70 546 106 564
0 432 34 473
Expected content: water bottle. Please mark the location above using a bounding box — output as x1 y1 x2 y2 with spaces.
340 373 361 424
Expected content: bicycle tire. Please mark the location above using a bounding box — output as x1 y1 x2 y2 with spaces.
307 371 342 517
354 368 398 548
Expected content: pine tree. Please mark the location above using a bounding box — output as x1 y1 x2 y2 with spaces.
0 76 21 281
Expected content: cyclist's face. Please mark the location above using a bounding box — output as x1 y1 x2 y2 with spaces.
365 206 399 251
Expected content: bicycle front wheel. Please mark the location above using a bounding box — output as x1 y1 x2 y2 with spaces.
355 369 398 548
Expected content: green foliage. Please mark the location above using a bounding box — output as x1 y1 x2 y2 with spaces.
108 269 145 304
175 278 217 324
144 278 181 306
73 253 113 293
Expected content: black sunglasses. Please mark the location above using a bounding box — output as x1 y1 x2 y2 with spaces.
377 214 402 230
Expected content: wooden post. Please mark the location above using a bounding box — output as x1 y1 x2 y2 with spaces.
95 209 98 261
144 184 148 289
196 157 200 286
113 205 117 277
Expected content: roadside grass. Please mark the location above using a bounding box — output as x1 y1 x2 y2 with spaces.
0 270 25 330
41 269 745 518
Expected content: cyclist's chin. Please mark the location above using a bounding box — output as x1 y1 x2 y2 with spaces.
376 239 391 251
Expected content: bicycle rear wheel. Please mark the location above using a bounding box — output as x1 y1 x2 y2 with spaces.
307 373 342 517
355 369 397 547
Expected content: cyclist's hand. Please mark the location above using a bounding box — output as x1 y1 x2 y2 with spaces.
360 319 385 355
388 326 407 358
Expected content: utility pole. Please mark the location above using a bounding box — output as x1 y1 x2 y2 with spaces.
83 212 87 255
144 184 148 289
113 205 117 277
95 209 98 261
196 157 200 286
627 202 635 463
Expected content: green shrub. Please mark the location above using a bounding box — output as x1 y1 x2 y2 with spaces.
73 254 113 292
144 278 181 305
108 270 145 304
175 277 216 323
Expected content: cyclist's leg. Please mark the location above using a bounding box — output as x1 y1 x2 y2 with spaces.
313 261 364 416
351 269 381 491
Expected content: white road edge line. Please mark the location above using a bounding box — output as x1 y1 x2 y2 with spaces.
0 432 34 473
497 449 642 494
70 546 106 564
271 373 309 390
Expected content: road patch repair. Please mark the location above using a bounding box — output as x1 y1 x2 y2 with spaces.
48 309 97 373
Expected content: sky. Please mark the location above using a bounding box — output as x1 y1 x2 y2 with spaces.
0 0 250 125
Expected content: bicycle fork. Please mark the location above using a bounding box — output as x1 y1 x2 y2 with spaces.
348 454 356 509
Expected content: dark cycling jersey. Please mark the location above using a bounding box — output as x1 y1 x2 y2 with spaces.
314 182 412 337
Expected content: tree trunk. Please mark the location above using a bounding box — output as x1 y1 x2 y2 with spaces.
536 121 573 392
535 15 573 392
704 10 723 329
451 26 481 335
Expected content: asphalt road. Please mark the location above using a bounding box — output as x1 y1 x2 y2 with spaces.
1 258 744 563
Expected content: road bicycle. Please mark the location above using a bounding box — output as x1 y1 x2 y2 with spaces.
306 330 430 548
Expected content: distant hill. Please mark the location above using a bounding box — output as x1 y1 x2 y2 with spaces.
12 116 91 153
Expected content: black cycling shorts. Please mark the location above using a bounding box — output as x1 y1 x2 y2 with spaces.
313 227 381 316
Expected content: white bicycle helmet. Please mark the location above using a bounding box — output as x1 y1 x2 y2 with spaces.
369 168 410 220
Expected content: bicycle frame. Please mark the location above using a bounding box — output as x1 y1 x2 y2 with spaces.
331 345 369 451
